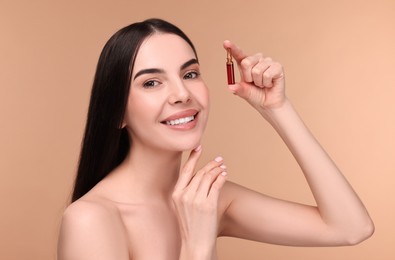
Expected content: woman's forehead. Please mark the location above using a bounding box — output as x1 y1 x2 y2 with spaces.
133 33 196 71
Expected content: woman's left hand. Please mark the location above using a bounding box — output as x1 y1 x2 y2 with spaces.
223 40 286 111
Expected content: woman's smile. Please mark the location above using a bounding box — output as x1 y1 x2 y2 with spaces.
161 109 199 130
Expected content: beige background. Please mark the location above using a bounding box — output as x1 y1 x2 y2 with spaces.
1 0 394 259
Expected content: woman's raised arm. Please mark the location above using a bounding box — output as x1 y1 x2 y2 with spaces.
218 40 374 246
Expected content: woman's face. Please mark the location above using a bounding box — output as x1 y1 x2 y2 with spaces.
124 33 209 152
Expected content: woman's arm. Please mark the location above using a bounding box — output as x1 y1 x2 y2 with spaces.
219 41 374 246
261 99 374 244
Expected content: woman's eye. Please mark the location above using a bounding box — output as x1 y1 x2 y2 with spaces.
143 80 160 88
184 71 200 80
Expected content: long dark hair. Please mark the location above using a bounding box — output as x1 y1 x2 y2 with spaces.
72 18 197 202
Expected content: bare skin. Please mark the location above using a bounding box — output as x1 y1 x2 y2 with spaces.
57 35 374 260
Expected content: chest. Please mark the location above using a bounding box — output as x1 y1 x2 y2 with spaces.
119 204 182 260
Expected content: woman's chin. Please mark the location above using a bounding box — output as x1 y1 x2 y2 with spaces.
171 140 202 153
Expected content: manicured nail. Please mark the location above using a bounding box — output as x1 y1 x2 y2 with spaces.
194 145 202 152
221 171 228 176
220 165 227 169
215 156 223 162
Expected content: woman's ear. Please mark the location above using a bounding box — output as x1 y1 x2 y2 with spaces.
119 121 127 129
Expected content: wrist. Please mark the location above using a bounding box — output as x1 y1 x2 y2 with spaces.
179 241 215 260
258 97 292 124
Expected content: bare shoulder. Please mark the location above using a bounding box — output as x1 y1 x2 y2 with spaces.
58 199 130 260
60 199 124 234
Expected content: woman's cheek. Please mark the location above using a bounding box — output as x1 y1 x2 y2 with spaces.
196 83 210 109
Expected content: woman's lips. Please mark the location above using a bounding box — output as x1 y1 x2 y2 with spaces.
161 109 199 130
161 109 198 122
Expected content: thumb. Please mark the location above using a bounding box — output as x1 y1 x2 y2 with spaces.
228 82 251 100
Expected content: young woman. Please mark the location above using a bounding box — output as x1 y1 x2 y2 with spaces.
57 18 374 260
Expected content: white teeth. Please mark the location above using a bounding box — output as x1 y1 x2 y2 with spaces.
166 115 195 125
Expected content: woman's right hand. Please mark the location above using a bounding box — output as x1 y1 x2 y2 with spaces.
172 146 227 259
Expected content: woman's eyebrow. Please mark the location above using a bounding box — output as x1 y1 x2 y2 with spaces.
180 58 199 70
133 58 199 80
133 68 164 80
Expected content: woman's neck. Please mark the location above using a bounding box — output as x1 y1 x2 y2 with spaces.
102 143 183 204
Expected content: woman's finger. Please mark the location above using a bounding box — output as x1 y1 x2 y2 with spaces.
196 164 227 199
174 145 202 191
239 54 263 83
185 156 224 193
262 61 284 88
223 40 247 65
207 171 227 201
251 58 271 87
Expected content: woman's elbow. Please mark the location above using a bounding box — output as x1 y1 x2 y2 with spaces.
343 219 375 246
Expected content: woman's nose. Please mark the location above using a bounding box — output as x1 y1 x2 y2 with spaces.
168 79 191 104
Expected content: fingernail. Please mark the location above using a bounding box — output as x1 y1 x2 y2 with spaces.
220 165 227 169
215 156 223 162
194 145 202 152
221 171 228 176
